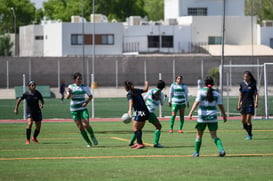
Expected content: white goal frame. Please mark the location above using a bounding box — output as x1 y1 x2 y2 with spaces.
219 63 272 120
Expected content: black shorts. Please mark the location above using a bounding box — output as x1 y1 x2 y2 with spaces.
240 105 255 115
26 111 42 121
134 110 149 122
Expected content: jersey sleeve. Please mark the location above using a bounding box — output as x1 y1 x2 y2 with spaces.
168 84 174 102
84 85 92 97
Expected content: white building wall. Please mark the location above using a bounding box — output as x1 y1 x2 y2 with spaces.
259 26 273 48
44 22 123 56
44 22 63 56
20 25 44 56
179 16 256 45
164 0 245 20
124 24 191 53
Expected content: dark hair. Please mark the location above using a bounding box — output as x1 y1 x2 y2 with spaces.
124 80 134 92
204 76 214 102
244 71 256 84
157 80 165 90
175 75 183 80
27 80 36 87
73 72 82 80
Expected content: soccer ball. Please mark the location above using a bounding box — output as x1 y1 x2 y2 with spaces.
121 113 132 124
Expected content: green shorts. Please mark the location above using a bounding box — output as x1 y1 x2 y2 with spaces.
195 122 218 132
171 104 186 112
148 112 159 124
70 109 89 121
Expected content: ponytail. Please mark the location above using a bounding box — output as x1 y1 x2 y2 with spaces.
204 77 214 102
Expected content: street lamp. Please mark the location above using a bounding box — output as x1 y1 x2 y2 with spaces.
10 7 16 34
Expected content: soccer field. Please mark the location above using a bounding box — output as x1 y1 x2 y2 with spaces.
0 119 273 181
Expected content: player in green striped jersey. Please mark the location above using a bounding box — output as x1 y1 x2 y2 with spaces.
67 72 98 148
188 77 227 157
168 75 189 133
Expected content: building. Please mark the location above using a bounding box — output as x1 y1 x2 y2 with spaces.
19 0 273 57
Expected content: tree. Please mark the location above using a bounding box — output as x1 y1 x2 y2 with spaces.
0 0 36 34
0 35 13 56
144 0 164 21
245 0 273 24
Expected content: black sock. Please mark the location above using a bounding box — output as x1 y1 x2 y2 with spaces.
26 128 31 140
33 129 40 138
135 130 143 144
247 124 253 136
243 124 248 130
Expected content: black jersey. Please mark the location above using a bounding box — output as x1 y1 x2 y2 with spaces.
21 90 44 114
127 88 149 121
239 81 257 107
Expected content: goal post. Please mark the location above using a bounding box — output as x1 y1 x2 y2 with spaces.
219 63 272 120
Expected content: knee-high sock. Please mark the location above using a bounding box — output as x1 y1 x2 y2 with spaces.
247 124 253 136
179 116 184 130
80 130 92 145
26 128 31 140
130 133 136 145
33 129 40 138
135 130 143 144
214 137 224 151
170 116 175 129
86 127 95 137
154 129 161 145
194 138 202 153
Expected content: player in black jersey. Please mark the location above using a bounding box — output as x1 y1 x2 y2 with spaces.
14 81 44 144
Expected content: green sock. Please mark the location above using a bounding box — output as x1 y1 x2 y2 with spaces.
130 133 136 145
179 116 184 130
214 137 224 151
80 130 92 145
86 127 95 137
194 138 202 153
154 129 161 145
170 116 175 129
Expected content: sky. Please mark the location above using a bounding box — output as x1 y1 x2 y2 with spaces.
30 0 47 9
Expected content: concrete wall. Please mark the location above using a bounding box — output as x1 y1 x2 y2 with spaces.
1 55 273 88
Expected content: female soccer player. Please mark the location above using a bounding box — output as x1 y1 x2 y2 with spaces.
66 72 98 148
188 77 227 157
129 80 166 148
125 80 149 149
168 75 189 133
14 80 44 144
237 71 258 140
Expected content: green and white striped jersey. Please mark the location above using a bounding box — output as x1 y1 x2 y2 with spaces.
195 87 222 123
168 83 189 105
144 88 165 113
68 84 92 112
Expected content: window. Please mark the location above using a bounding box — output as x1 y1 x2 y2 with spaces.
208 36 222 45
71 34 114 45
148 36 160 48
71 34 83 45
161 36 173 48
35 35 43 40
188 8 207 16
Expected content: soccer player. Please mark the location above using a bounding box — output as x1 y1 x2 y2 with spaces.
188 76 227 157
124 80 149 149
168 75 189 133
14 80 44 144
129 80 166 148
66 72 98 148
237 71 259 140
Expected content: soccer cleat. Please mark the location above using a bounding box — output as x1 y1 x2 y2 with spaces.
169 129 173 133
131 144 144 149
219 150 226 157
192 152 199 157
91 136 98 145
128 142 135 146
177 130 184 133
25 140 30 144
87 143 92 148
245 135 253 140
154 144 164 148
31 137 39 143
